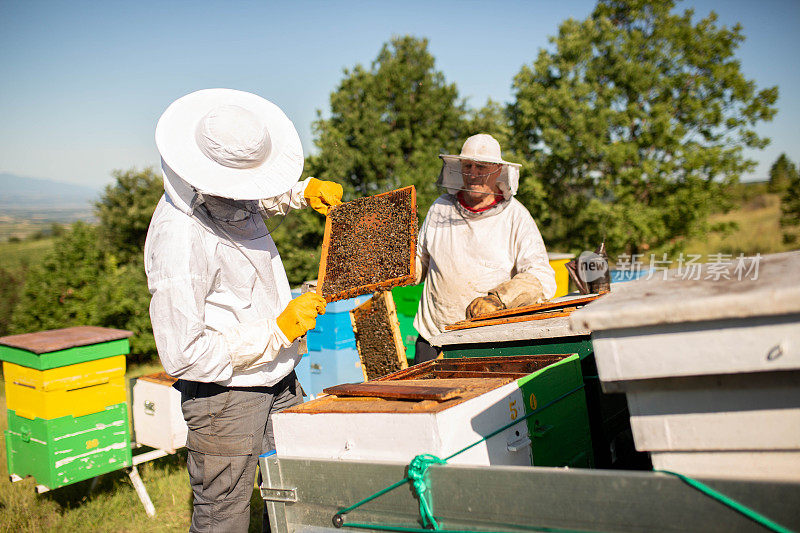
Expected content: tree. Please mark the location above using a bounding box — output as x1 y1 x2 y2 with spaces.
779 155 800 243
272 35 475 285
93 254 156 362
10 221 157 361
0 266 23 336
465 99 513 151
11 167 163 362
510 0 778 256
768 153 798 194
11 222 104 333
309 36 468 217
95 167 163 263
268 202 326 287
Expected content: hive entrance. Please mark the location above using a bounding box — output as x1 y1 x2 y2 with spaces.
317 186 417 302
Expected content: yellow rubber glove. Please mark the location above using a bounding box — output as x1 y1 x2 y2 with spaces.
304 178 343 215
276 293 327 343
465 294 505 319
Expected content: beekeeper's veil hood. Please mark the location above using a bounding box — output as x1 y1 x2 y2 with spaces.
437 134 521 200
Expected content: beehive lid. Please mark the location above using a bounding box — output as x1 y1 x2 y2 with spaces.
570 251 800 332
0 326 132 370
284 355 568 414
351 291 408 381
317 186 417 302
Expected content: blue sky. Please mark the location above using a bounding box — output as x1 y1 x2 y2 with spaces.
1 0 798 189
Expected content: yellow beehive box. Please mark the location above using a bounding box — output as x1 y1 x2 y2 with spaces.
4 355 126 420
548 252 574 298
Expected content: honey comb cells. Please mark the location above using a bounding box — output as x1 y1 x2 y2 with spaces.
351 292 407 381
318 186 417 302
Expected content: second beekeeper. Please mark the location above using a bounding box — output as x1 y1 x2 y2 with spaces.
413 133 556 363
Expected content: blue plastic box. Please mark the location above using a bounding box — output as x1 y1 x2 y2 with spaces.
294 354 311 398
610 268 654 283
306 294 370 350
288 292 371 397
307 312 358 350
305 348 363 397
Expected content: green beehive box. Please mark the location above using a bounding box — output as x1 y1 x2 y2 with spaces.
391 284 423 317
5 403 132 490
395 313 418 361
0 326 132 370
516 354 593 467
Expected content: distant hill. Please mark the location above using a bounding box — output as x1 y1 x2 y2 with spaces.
0 173 99 208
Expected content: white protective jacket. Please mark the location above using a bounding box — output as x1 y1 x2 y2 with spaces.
144 168 312 387
413 194 556 341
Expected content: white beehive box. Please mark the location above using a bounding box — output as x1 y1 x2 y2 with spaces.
570 251 800 481
132 372 187 453
275 379 531 466
273 355 593 469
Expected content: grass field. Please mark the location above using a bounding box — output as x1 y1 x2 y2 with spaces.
680 193 798 256
0 238 55 274
0 362 265 533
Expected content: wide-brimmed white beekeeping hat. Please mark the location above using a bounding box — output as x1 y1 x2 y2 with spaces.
155 88 303 200
437 134 521 200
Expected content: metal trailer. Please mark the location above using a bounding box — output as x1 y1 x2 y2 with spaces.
260 253 800 532
258 453 800 532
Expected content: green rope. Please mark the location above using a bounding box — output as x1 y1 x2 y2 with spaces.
407 454 448 530
657 470 793 533
337 478 411 516
342 521 591 533
333 384 586 532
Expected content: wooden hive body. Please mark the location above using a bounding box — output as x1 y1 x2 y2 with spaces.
0 326 133 489
5 404 132 490
571 251 800 481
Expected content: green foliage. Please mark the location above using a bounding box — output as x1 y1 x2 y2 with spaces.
0 238 55 336
465 99 513 152
268 205 326 287
93 254 156 363
510 0 778 256
95 167 163 263
779 155 800 243
309 35 469 217
10 222 104 332
0 266 23 336
10 168 162 361
769 153 798 194
273 35 482 286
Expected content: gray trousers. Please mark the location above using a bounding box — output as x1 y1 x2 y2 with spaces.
412 335 442 365
178 372 302 533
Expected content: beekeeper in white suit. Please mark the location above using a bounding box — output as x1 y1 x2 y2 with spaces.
144 88 342 532
412 133 556 364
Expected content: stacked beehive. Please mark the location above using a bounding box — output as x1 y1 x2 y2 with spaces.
571 251 800 481
1 326 133 491
274 355 593 468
